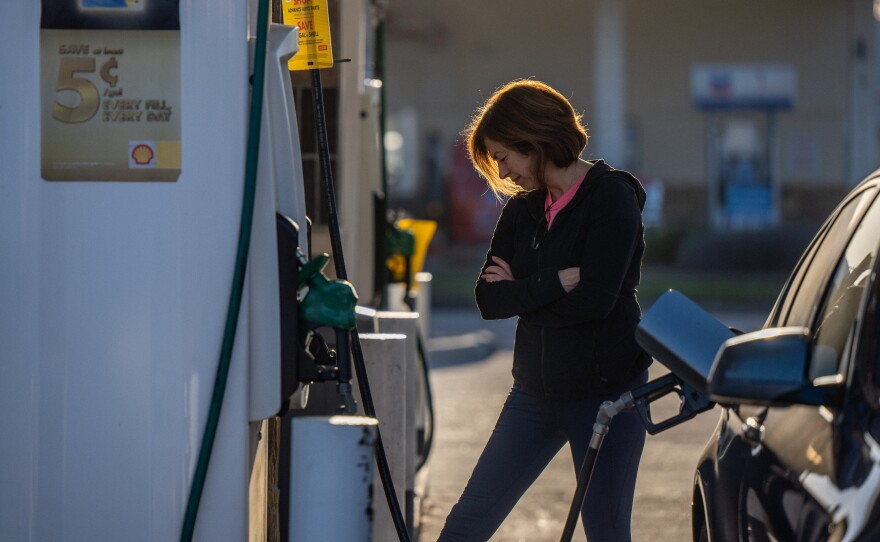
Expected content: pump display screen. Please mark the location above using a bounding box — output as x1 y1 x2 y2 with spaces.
40 0 181 181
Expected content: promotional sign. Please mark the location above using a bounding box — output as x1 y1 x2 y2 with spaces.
282 0 334 71
41 0 181 181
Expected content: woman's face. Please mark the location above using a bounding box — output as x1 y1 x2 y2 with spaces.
485 138 537 191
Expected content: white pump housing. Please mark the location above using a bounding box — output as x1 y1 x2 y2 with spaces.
0 2 308 539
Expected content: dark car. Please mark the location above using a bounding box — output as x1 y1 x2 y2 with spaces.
639 169 880 542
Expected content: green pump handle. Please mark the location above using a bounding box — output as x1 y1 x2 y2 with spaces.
293 250 358 413
297 253 358 330
385 221 415 258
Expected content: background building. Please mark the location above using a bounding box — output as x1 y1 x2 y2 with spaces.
382 0 880 235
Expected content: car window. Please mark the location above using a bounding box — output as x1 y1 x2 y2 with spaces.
770 226 825 328
781 187 878 328
809 193 880 379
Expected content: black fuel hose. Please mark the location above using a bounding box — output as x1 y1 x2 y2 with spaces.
414 331 435 472
560 445 601 541
399 270 435 472
560 394 635 542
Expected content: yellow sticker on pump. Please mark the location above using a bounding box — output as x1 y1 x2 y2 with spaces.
282 0 334 71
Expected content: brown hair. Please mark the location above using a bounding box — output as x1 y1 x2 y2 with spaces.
464 79 589 199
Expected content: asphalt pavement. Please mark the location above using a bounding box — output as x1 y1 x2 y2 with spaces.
418 305 766 542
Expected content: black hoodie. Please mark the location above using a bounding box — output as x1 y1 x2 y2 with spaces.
474 160 652 400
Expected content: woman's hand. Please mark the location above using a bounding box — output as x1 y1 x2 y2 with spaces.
558 267 580 293
482 256 514 282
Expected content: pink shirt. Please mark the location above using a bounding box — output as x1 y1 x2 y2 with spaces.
544 175 585 229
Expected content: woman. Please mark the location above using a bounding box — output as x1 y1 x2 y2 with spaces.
439 80 652 541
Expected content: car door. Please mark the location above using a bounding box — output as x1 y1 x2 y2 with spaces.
735 185 880 541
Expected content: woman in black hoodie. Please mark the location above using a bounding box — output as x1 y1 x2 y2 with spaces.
438 80 652 542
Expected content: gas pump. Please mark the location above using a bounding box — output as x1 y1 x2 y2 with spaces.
1 0 413 540
380 215 438 484
692 64 796 229
708 113 778 228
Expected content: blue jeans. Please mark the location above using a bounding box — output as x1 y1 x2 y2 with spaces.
439 372 648 542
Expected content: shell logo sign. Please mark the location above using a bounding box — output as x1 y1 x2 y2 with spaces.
129 142 154 167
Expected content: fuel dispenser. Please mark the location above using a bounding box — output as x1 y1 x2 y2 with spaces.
380 217 437 464
691 64 796 229
2 1 261 539
0 1 410 540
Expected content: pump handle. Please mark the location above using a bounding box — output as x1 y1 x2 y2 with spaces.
630 373 714 435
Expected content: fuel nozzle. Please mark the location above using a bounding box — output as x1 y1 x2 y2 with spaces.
298 253 357 329
333 329 357 414
297 252 358 414
629 373 714 435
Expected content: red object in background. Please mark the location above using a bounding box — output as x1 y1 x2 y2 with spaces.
446 142 504 244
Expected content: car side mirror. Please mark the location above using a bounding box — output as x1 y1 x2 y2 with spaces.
708 327 842 406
